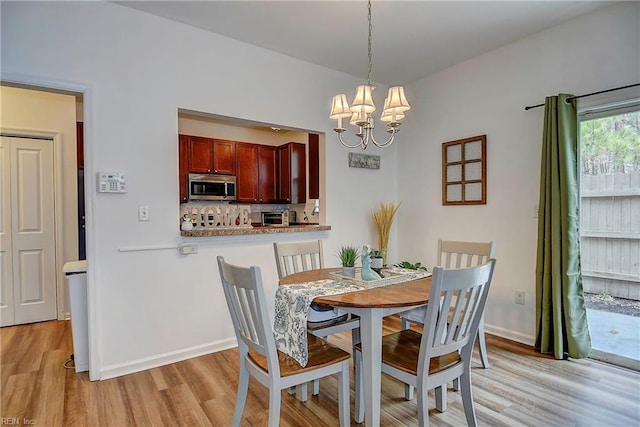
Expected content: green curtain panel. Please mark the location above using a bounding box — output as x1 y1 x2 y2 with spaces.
535 94 592 359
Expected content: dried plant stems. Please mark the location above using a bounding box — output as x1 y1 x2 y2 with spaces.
372 201 400 252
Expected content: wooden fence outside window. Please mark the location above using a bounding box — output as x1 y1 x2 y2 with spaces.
580 172 640 300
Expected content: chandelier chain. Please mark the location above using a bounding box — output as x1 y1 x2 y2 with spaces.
329 0 409 150
367 0 372 87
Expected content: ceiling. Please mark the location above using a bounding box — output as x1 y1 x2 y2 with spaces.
116 1 614 85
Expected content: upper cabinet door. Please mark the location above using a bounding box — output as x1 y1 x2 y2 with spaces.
308 134 319 200
178 135 189 203
212 139 236 175
235 143 259 203
278 142 306 204
236 143 277 203
258 146 277 203
188 136 213 173
185 136 235 175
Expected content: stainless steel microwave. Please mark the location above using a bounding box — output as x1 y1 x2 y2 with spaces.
188 174 236 201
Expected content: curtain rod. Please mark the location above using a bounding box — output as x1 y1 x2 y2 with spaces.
524 83 640 111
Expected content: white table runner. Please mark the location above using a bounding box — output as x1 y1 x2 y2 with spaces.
273 268 431 367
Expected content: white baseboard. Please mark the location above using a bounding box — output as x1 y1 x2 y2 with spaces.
99 338 237 380
485 324 535 346
97 325 535 381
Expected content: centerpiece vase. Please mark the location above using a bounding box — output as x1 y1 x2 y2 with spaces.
371 255 384 274
342 266 356 278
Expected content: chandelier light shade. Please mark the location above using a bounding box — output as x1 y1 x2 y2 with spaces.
350 85 376 114
329 94 352 129
380 97 405 123
385 86 410 112
329 0 410 150
350 110 368 126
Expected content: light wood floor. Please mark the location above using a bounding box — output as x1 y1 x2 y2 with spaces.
2 317 639 426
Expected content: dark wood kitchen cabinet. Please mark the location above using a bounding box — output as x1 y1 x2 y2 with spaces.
308 133 320 199
258 145 278 202
236 143 277 203
187 136 212 173
212 139 236 175
178 135 189 203
278 142 306 204
185 135 236 175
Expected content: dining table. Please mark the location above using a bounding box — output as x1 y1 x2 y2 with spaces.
279 267 432 427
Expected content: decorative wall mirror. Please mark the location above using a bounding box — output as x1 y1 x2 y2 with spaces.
442 135 486 205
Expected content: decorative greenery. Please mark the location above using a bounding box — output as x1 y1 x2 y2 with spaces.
369 248 385 258
394 261 428 271
371 201 401 265
336 245 359 267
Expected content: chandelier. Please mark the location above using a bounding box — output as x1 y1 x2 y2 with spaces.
329 0 410 150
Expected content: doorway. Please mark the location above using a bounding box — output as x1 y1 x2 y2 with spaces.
0 135 57 326
579 106 640 370
0 79 96 379
1 84 81 328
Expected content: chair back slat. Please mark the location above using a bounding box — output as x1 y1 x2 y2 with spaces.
419 259 496 362
217 256 280 375
229 285 259 344
274 241 324 279
438 239 495 269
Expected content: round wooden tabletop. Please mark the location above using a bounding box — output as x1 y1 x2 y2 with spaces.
279 268 432 309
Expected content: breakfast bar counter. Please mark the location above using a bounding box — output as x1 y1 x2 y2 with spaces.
180 224 331 237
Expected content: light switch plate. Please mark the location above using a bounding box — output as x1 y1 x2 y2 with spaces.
180 245 198 255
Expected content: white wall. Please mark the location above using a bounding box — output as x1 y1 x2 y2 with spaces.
0 86 79 319
398 2 640 344
4 0 633 379
1 1 397 379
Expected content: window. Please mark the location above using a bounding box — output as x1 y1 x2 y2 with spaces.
579 101 640 370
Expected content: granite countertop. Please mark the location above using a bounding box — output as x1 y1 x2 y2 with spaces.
180 223 331 237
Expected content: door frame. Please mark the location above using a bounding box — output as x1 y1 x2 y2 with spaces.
1 73 100 381
1 131 62 324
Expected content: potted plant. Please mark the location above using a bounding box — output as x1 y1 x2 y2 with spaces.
394 261 428 271
337 245 359 278
372 201 401 267
369 248 385 274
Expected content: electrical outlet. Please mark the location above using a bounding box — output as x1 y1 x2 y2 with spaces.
138 205 150 221
515 291 525 305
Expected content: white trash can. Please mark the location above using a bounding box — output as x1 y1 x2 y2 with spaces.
63 260 88 373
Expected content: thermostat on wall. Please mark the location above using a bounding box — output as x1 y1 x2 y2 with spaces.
97 172 127 193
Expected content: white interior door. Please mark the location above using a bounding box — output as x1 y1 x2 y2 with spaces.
0 137 15 325
0 136 57 326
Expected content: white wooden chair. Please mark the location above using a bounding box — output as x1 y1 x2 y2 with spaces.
355 259 496 426
217 256 350 427
401 239 495 404
273 240 360 401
